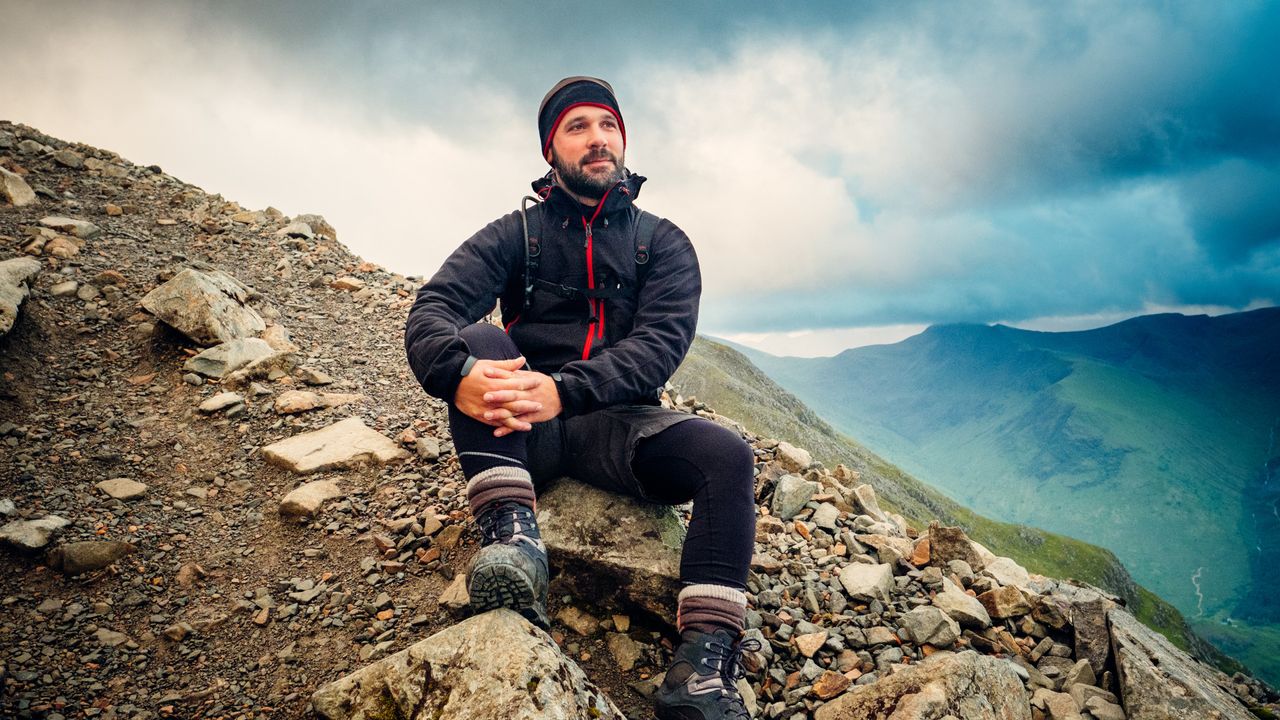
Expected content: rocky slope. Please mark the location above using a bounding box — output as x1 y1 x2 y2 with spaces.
2 120 1276 720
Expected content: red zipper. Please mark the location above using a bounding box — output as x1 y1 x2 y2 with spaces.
579 186 614 360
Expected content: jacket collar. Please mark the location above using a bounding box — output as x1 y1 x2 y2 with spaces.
532 170 646 221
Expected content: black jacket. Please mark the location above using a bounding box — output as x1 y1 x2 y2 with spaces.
404 171 701 417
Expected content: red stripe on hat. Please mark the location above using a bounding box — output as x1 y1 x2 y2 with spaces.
542 102 627 160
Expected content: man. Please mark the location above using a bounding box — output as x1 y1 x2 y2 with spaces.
405 76 757 720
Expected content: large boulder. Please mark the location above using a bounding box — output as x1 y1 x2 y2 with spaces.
261 417 409 474
0 166 36 207
140 268 265 345
1108 608 1253 720
0 257 42 336
311 609 623 719
813 650 1030 720
537 477 685 622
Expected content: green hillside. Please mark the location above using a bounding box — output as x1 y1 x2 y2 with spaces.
731 309 1280 682
673 335 1241 674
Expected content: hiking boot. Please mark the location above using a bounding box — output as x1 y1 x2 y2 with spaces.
654 628 760 720
467 500 550 629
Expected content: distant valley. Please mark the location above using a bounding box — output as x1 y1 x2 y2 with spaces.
725 309 1280 682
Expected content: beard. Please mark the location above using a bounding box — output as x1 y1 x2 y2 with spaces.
551 147 624 200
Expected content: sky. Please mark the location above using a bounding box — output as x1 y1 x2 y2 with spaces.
2 0 1278 356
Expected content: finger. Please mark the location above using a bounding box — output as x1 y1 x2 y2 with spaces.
483 366 515 379
483 389 523 403
499 400 543 415
491 356 526 370
502 416 533 432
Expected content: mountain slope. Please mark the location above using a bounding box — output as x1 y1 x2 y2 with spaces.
672 335 1240 672
735 313 1280 682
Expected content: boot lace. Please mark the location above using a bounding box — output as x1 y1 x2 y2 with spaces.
479 501 537 546
705 635 762 719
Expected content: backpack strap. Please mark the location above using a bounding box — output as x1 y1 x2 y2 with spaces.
519 196 544 311
632 208 659 289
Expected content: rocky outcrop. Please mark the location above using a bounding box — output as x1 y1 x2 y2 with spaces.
0 256 41 335
813 651 1029 720
311 609 623 719
140 267 265 345
1109 608 1254 720
537 477 685 622
261 417 409 474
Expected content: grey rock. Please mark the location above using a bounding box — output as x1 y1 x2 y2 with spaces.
0 498 14 516
606 632 642 671
184 338 275 378
415 436 441 460
838 562 893 603
811 502 840 531
932 578 991 630
0 166 37 207
0 257 42 336
849 484 887 522
774 441 813 472
1108 607 1252 720
983 556 1032 590
538 477 684 623
140 268 264 346
262 417 409 474
47 541 136 574
0 515 70 551
53 148 85 168
772 474 818 520
311 609 623 719
275 221 314 239
898 606 961 647
39 216 102 239
198 392 245 414
50 280 79 297
95 629 130 647
813 651 1030 720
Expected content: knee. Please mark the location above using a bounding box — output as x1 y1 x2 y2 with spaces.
459 322 520 361
697 422 756 492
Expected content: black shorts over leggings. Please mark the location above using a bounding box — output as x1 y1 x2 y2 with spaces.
449 322 756 590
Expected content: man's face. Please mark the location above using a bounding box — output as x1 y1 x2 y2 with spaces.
546 105 625 200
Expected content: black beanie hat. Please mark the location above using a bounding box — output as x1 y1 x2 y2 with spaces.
538 76 626 162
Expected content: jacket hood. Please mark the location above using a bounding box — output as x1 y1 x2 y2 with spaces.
532 170 647 219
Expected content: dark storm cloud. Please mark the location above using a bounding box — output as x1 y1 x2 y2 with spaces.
5 0 1277 339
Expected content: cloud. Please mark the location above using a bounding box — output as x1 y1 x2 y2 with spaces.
3 0 1276 338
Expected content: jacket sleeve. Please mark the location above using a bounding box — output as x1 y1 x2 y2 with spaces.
554 219 700 416
404 212 522 401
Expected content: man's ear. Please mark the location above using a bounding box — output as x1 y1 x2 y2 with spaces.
544 149 553 164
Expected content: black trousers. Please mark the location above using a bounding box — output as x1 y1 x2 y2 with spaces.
449 323 755 589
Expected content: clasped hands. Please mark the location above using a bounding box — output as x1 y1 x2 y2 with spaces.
454 357 562 437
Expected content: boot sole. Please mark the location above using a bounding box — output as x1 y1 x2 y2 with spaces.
469 562 550 629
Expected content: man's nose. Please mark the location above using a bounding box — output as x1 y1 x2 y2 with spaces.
587 124 609 148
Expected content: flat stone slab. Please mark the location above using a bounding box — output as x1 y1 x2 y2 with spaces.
813 650 1030 720
311 609 623 719
261 417 409 474
273 390 366 415
39 216 101 239
1108 607 1253 720
96 478 149 500
537 477 685 623
140 268 264 346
